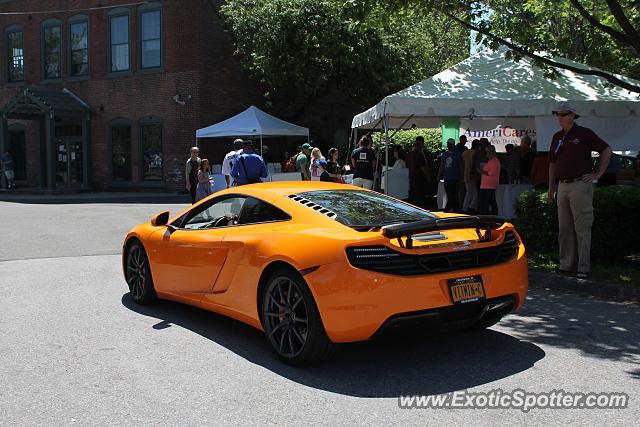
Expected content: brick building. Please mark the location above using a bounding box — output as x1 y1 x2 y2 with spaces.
0 0 263 191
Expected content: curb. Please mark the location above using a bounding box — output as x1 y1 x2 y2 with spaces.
0 191 190 204
528 270 639 303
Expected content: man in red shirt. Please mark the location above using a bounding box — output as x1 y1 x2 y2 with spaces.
548 102 612 279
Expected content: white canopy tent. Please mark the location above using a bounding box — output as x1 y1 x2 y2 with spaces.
352 47 640 191
196 105 309 153
352 47 640 132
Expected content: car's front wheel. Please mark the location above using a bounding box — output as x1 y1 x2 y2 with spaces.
125 241 157 305
261 268 337 365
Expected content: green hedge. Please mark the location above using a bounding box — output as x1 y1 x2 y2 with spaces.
371 128 443 171
514 186 640 264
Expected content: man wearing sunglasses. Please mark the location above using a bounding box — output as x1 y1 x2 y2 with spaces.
548 101 612 279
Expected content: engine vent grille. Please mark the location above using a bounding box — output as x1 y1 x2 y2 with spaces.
346 231 520 276
287 194 337 219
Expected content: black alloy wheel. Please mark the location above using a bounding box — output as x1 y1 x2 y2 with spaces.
261 268 337 365
125 241 157 305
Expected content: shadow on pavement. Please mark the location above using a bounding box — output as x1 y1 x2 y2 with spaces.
122 293 545 397
500 289 640 365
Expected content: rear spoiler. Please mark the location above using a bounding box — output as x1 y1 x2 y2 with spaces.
382 215 508 248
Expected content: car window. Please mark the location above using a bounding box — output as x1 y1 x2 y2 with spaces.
182 196 248 230
237 197 290 224
294 190 435 227
178 196 290 230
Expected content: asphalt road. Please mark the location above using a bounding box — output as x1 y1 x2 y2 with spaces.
0 196 638 425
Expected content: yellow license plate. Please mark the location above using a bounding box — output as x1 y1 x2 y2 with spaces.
448 276 485 304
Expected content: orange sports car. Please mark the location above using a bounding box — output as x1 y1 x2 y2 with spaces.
122 182 527 365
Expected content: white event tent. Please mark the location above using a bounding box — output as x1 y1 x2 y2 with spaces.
352 47 640 153
196 105 309 153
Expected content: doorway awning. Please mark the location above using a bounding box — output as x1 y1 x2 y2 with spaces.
3 87 90 118
0 87 91 191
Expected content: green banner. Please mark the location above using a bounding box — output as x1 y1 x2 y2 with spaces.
440 117 460 148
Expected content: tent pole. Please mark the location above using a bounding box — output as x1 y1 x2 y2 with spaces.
351 128 357 168
260 134 263 156
384 113 389 195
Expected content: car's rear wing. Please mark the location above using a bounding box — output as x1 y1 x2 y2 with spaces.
381 215 508 249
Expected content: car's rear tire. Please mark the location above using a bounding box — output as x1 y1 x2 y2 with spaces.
125 241 157 305
261 267 337 365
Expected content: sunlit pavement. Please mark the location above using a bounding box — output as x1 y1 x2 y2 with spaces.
1 199 637 425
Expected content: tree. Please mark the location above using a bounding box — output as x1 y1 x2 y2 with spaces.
220 0 469 114
385 0 640 94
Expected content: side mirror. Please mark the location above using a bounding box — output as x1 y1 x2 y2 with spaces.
150 211 170 227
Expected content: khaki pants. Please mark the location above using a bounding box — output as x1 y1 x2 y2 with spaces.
463 181 478 211
557 181 594 273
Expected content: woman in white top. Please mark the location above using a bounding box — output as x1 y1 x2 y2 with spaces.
392 145 407 169
309 147 325 181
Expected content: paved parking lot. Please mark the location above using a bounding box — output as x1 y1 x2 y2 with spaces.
1 196 638 425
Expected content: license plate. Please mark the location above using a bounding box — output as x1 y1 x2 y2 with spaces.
448 275 485 304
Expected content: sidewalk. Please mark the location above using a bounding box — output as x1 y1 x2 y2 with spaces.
528 270 639 303
0 190 190 204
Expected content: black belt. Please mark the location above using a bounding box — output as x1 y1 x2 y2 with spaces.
559 178 581 183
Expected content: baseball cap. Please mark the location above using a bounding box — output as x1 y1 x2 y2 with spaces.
552 101 580 118
233 138 244 144
301 143 312 150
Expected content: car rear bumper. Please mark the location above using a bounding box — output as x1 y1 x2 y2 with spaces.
305 244 528 343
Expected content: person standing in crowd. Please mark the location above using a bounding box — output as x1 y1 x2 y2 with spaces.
519 136 535 183
1 150 15 189
195 159 215 202
548 101 611 279
231 140 269 185
531 151 550 189
309 147 325 181
351 135 376 189
326 147 344 183
479 145 500 215
222 138 244 188
392 145 406 169
462 139 479 213
438 139 462 212
317 159 332 182
296 143 312 180
185 146 201 204
405 139 429 208
261 145 272 164
455 135 468 207
505 143 521 183
455 135 468 153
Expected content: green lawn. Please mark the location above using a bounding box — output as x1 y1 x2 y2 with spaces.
527 253 640 285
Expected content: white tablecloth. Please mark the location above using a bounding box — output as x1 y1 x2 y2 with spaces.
496 184 533 219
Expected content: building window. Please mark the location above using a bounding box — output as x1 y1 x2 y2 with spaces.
111 121 132 181
109 13 130 72
140 120 162 181
69 18 89 76
7 28 24 82
43 22 62 79
140 7 161 69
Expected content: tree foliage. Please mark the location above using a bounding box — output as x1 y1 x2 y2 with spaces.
220 0 469 113
385 0 640 93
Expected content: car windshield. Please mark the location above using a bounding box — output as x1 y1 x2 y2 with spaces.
294 190 435 227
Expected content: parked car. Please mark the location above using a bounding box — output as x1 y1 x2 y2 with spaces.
122 182 528 365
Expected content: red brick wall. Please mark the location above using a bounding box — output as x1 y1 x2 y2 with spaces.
0 0 264 191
